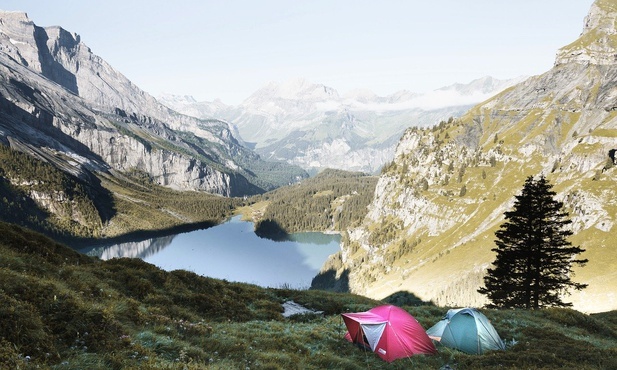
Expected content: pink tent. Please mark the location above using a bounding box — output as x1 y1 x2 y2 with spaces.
342 305 437 362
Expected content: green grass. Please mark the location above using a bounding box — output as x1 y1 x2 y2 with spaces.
0 221 616 369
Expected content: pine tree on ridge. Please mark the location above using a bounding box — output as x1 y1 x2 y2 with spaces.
479 175 588 309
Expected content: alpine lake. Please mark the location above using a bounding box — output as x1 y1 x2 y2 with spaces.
80 215 341 289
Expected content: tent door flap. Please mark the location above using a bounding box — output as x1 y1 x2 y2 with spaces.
360 322 387 351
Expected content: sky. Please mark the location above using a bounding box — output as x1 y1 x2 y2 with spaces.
1 1 596 105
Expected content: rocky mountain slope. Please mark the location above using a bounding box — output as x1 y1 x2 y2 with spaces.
0 10 306 199
316 0 617 314
161 77 522 174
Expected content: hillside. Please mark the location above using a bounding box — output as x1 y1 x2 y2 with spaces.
243 169 378 239
0 136 253 244
1 221 616 369
316 0 617 314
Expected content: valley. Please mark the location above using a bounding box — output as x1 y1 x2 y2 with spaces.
0 1 616 368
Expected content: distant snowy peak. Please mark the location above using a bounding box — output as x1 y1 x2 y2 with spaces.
342 88 378 102
438 75 527 95
157 74 527 174
239 76 525 112
159 75 525 120
337 76 526 111
385 90 422 103
158 94 229 119
244 78 339 104
389 75 526 110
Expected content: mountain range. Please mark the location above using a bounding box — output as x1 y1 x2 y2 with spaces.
160 76 524 173
0 10 306 199
316 0 617 314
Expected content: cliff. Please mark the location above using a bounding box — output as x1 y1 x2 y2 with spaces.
319 0 617 313
0 10 306 197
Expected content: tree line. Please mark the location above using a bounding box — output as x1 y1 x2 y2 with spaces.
0 144 242 242
252 168 378 235
0 144 104 239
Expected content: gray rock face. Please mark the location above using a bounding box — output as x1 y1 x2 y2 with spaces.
555 0 617 66
0 11 305 196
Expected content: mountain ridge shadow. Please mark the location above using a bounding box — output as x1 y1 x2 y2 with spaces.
310 267 350 293
383 291 435 307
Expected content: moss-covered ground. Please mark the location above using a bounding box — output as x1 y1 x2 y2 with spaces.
0 221 615 369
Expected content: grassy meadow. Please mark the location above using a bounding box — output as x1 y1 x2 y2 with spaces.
1 221 616 369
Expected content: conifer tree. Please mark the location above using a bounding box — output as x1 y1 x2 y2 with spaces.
478 175 587 309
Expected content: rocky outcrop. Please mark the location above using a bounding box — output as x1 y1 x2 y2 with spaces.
321 0 617 314
555 0 617 66
0 55 239 196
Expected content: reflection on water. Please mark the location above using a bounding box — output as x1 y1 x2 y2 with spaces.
82 216 340 289
84 235 177 260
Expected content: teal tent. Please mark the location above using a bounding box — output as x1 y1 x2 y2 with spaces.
426 308 505 354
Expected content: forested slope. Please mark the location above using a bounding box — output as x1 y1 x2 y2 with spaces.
246 169 378 238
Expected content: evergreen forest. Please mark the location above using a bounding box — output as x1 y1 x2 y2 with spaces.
250 169 378 237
